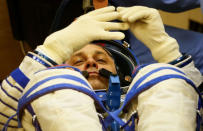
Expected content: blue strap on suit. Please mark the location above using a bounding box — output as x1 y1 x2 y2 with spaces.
3 65 203 131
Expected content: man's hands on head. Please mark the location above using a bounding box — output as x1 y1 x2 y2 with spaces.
38 6 129 64
117 6 182 63
38 6 181 64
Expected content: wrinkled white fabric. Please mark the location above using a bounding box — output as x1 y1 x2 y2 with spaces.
20 62 202 131
126 63 200 131
177 60 203 87
21 68 102 131
0 54 48 131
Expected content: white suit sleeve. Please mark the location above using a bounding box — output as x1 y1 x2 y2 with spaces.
0 51 57 131
178 60 203 87
127 63 200 131
21 68 102 131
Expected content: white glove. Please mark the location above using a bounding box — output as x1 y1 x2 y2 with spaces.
37 6 129 64
117 6 181 63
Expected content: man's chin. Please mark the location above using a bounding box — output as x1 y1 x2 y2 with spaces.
88 77 108 90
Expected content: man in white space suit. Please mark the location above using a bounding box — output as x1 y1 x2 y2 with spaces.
1 6 202 131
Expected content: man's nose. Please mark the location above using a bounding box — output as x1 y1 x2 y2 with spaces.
85 58 98 69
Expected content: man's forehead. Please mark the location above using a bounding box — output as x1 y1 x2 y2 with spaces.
72 44 109 57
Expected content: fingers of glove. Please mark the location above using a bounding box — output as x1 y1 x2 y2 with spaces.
129 10 151 23
101 22 129 31
118 6 149 14
117 7 136 21
129 9 160 23
95 12 120 21
120 9 137 21
117 6 134 15
116 7 127 12
87 6 116 16
118 6 158 22
122 9 156 23
96 31 125 40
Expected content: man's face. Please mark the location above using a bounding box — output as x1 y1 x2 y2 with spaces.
66 44 117 90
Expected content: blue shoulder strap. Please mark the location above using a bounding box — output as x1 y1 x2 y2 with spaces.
10 68 30 89
15 66 114 130
4 65 202 131
106 75 121 131
103 65 202 131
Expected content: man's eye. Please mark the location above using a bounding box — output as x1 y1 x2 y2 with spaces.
97 59 106 63
73 60 84 65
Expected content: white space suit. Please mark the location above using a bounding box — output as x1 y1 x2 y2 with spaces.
1 6 203 131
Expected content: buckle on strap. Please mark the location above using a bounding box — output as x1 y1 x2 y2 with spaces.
32 115 37 125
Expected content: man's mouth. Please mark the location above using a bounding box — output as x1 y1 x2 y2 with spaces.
82 68 114 79
88 72 99 76
82 71 100 78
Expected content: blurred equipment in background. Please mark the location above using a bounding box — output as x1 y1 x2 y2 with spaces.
6 0 84 49
6 0 109 49
6 0 202 50
6 0 203 76
83 0 94 13
189 20 203 33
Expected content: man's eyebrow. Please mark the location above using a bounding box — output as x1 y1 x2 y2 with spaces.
96 49 113 58
95 50 107 55
72 52 84 57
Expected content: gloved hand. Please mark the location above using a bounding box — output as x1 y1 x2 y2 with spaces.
117 6 181 63
37 6 129 64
